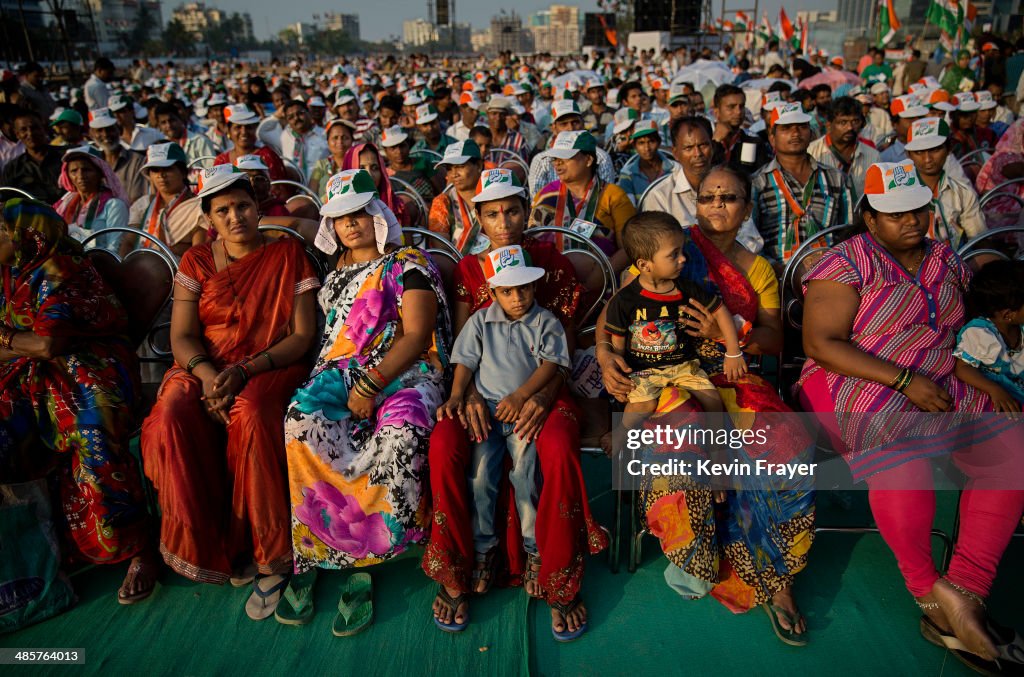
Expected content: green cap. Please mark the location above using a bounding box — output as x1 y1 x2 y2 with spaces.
547 130 598 159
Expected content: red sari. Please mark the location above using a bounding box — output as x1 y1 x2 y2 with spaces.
421 237 608 605
141 237 319 583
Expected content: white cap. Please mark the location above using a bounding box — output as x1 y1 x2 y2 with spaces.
379 125 409 148
415 103 438 124
88 108 118 129
234 153 270 171
861 161 933 213
551 99 582 121
483 245 545 287
195 165 251 199
486 96 514 112
223 103 260 126
320 169 379 217
308 96 326 108
435 139 482 168
952 92 980 112
403 93 424 107
769 102 813 127
870 82 891 95
471 168 526 203
974 91 997 110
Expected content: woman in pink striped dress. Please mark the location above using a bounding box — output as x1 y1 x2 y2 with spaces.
796 161 1024 674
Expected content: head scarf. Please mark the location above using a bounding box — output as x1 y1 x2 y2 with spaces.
314 198 403 256
53 152 128 227
2 198 81 277
342 142 402 214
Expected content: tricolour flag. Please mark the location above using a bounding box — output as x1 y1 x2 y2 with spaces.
777 7 796 46
735 11 750 31
800 18 809 53
878 0 902 46
757 12 775 42
926 0 961 37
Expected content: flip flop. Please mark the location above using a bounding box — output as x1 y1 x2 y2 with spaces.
245 573 289 621
551 597 588 642
333 572 373 637
117 558 157 605
762 603 808 647
275 569 318 626
230 563 258 588
920 616 1009 677
433 586 469 633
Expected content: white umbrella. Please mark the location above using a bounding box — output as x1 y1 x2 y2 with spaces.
671 59 735 90
551 69 601 89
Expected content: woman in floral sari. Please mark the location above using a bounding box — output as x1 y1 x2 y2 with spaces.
0 198 156 604
424 168 608 640
141 166 320 620
597 166 816 646
283 169 450 634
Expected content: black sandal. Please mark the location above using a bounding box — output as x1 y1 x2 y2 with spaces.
433 586 469 633
471 547 497 595
524 552 543 599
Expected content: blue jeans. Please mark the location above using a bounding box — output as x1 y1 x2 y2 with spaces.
468 401 540 555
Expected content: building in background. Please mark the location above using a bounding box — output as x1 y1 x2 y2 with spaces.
170 2 252 42
471 28 492 51
314 12 360 41
795 10 845 56
528 4 581 54
403 17 436 47
79 0 163 54
490 10 531 53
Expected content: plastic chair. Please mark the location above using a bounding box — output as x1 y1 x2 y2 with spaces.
401 227 460 301
389 176 430 225
486 147 530 176
957 225 1024 266
187 155 218 170
636 173 673 210
258 224 329 281
410 148 444 165
270 180 323 209
979 177 1024 210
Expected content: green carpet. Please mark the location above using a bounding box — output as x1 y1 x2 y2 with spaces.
3 455 1020 676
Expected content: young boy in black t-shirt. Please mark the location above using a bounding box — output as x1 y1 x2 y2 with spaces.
604 212 747 424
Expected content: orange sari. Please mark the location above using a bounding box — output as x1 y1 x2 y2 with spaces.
141 237 319 583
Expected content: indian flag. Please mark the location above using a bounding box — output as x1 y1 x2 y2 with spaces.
777 7 797 48
926 0 962 37
735 11 750 31
800 18 809 53
878 0 901 46
758 12 775 41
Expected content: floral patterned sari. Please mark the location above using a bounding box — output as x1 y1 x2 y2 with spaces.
285 246 452 572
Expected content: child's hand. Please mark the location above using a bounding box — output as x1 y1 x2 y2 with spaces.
437 396 464 421
723 355 747 382
495 391 526 423
986 385 1021 419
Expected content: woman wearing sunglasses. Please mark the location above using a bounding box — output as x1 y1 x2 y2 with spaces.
596 165 817 646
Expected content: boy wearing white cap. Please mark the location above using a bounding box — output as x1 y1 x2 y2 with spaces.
412 104 456 155
438 244 571 632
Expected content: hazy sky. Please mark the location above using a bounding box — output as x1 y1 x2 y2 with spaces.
203 0 835 42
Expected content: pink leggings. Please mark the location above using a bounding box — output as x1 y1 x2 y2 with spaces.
800 369 1024 598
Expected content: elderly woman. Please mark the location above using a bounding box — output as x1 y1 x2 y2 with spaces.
596 166 816 646
424 168 607 641
342 141 411 227
307 119 355 199
121 142 208 257
797 161 1024 672
531 130 635 273
0 198 156 604
427 139 487 255
141 166 320 620
281 169 450 635
52 145 129 247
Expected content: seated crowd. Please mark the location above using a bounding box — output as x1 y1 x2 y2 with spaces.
1 56 1023 671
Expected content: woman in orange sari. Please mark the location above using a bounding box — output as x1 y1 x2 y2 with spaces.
141 165 320 621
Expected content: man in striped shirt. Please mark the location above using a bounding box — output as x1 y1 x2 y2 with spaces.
752 103 854 268
807 96 880 196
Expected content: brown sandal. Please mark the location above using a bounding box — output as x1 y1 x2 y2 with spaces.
524 552 543 599
471 547 497 595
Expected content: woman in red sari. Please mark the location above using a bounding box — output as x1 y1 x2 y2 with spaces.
423 168 607 640
141 165 320 621
0 198 156 603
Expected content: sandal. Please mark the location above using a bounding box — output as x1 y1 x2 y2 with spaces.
551 596 588 642
117 556 158 605
275 569 318 626
761 603 808 647
471 547 497 595
433 586 469 633
245 573 290 621
230 562 258 588
524 552 543 599
333 572 373 637
921 616 1024 677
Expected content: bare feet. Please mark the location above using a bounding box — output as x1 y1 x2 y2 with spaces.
770 586 806 636
551 598 588 635
118 548 159 604
432 585 469 627
931 578 997 661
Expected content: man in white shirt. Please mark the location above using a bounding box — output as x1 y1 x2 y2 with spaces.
640 116 762 253
808 96 880 195
448 92 481 142
154 101 217 168
84 58 114 111
880 95 971 184
110 94 165 150
279 99 328 182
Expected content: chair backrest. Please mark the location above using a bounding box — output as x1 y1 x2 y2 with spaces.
258 224 330 281
270 180 323 208
637 173 673 211
525 225 617 330
979 177 1024 209
485 148 529 177
402 227 461 304
956 225 1024 267
389 176 430 226
82 238 176 351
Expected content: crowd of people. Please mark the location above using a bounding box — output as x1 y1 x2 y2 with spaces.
1 39 1023 670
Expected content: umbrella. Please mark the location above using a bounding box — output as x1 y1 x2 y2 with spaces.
740 77 797 91
798 69 861 90
671 59 735 90
551 70 600 90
